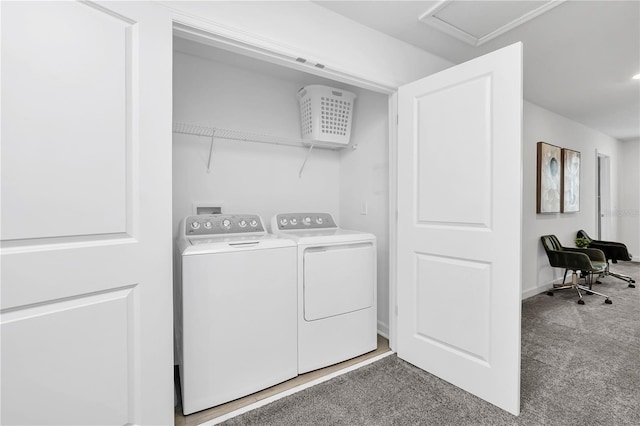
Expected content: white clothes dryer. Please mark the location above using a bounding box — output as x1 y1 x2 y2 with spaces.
175 214 297 415
271 213 377 374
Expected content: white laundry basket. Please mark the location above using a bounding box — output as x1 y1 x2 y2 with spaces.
297 85 356 148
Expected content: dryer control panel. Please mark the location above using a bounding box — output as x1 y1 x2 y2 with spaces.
184 214 265 235
272 213 337 231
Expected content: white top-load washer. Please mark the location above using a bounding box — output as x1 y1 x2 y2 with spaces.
175 214 297 415
271 213 377 374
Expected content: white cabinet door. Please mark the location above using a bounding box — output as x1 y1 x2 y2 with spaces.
1 2 173 424
396 43 523 415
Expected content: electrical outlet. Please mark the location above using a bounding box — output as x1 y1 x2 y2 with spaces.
360 201 368 215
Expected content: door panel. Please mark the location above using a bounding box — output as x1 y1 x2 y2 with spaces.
397 43 523 415
1 1 130 240
2 288 133 425
416 75 492 227
1 2 173 425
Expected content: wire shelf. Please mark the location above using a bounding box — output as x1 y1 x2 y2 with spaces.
173 122 310 149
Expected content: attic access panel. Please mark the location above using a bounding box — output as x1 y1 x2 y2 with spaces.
419 0 565 46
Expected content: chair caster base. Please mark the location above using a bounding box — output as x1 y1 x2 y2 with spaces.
578 299 585 305
547 291 554 296
629 283 636 288
605 299 612 304
586 290 593 295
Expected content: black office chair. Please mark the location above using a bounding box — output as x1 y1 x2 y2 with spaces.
577 230 636 288
540 235 612 305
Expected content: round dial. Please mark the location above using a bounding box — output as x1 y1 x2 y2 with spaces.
290 218 298 225
279 218 288 226
203 221 212 229
238 219 247 228
221 219 232 230
303 217 312 225
190 221 201 230
249 219 258 228
315 217 324 225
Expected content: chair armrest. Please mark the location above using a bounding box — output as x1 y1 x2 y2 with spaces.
587 241 632 261
563 247 606 262
546 249 596 271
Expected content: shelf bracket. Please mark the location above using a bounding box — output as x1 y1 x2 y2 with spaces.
298 144 315 178
207 130 215 173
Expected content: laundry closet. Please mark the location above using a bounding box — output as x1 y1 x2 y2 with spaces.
172 34 391 413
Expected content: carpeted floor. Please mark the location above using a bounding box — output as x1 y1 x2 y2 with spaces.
222 262 640 425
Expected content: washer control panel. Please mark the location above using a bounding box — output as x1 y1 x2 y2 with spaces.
185 214 264 235
273 213 337 231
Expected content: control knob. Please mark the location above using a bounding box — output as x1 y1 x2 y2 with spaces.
190 221 201 230
221 219 232 230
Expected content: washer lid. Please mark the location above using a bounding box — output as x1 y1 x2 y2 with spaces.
182 234 295 255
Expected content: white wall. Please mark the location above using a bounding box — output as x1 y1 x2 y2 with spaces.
522 101 622 298
339 90 390 336
619 139 640 260
173 50 342 236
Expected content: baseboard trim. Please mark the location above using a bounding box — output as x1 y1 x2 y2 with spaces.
377 320 389 339
522 277 564 300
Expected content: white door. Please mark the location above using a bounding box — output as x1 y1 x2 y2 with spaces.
1 2 173 425
597 153 612 240
396 43 523 415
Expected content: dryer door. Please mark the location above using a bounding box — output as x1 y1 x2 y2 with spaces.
303 242 375 321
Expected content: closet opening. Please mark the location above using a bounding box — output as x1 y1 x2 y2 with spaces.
171 32 392 423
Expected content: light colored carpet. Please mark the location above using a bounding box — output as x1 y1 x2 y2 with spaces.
222 262 640 425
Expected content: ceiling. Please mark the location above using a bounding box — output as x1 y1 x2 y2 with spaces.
314 0 640 142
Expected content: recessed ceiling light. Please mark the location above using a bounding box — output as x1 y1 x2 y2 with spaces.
633 73 640 80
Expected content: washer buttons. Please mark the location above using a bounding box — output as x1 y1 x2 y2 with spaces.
221 219 232 230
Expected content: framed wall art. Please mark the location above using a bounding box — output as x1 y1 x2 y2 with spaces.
561 148 580 212
536 142 562 213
